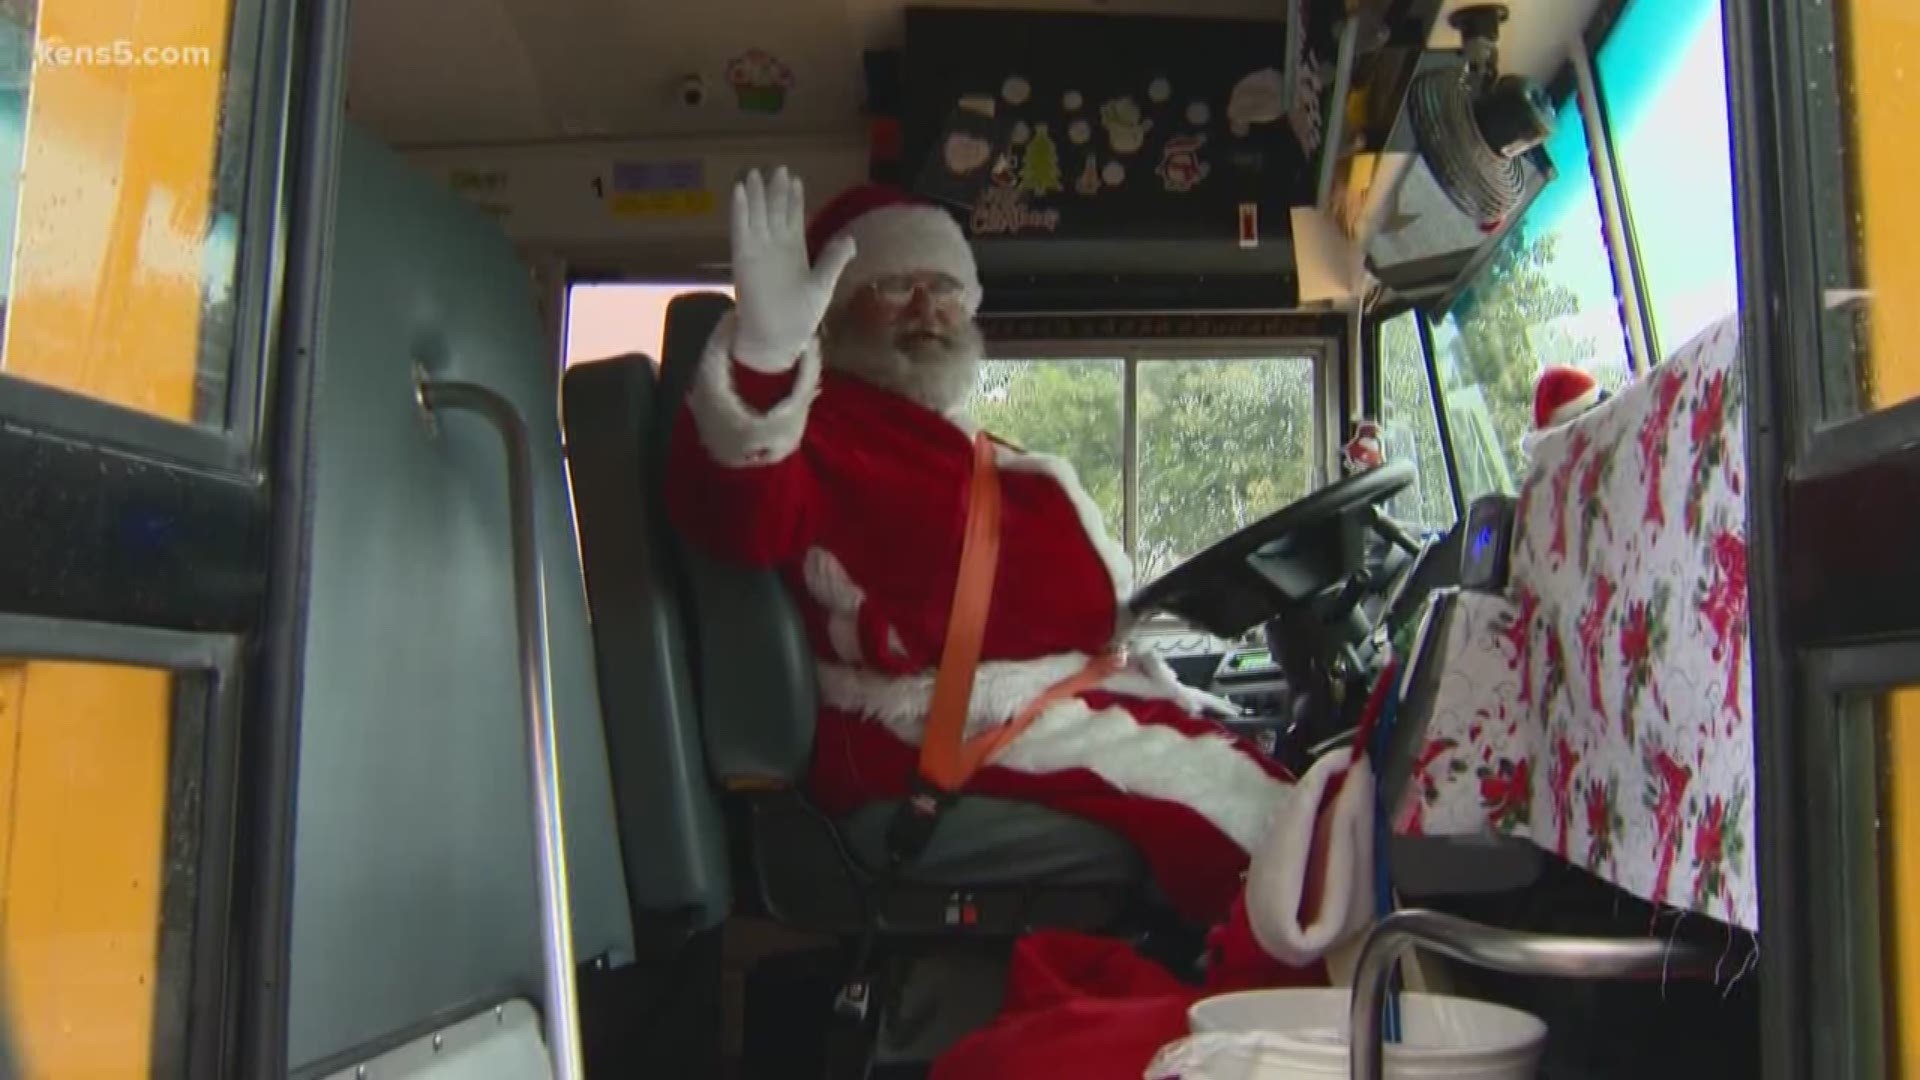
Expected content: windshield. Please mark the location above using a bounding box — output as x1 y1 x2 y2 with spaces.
1430 93 1631 503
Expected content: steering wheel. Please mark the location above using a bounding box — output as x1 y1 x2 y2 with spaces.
1128 460 1417 639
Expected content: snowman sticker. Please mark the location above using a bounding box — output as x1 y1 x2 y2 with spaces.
1156 134 1211 192
1100 97 1152 155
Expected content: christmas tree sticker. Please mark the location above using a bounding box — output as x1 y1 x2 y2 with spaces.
1020 123 1063 196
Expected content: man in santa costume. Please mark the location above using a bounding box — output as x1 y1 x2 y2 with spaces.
665 168 1375 983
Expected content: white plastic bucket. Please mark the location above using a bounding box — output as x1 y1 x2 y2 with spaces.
1171 987 1546 1079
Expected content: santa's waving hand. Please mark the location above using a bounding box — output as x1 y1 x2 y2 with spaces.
729 167 857 372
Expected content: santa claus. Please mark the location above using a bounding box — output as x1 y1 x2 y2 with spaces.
664 168 1374 974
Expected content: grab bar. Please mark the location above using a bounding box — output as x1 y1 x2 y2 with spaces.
1348 908 1715 1080
418 377 584 1080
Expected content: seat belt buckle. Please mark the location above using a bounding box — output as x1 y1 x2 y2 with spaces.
832 978 871 1021
884 776 953 871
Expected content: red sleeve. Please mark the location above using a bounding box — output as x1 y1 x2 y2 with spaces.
664 354 822 568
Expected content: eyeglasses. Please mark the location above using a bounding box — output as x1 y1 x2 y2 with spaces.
867 273 966 307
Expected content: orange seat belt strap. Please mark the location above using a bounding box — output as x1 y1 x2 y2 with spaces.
919 431 1004 792
884 431 1124 872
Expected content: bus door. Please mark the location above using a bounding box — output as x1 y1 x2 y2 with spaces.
1729 0 1920 1075
0 0 303 1075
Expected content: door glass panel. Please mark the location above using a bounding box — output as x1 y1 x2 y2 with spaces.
1879 686 1920 1074
1135 357 1316 581
1826 3 1920 418
0 659 203 1078
1378 312 1455 529
0 0 253 429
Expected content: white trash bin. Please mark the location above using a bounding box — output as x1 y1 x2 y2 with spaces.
1145 987 1546 1079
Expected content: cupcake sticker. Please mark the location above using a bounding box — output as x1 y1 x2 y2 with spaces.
726 49 796 114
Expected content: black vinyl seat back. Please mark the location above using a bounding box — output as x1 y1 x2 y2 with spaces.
656 293 819 788
562 354 731 939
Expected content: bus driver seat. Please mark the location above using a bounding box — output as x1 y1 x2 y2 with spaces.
563 290 1156 1063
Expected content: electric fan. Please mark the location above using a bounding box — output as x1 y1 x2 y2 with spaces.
1407 5 1556 226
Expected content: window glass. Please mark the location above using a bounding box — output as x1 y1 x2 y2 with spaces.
1599 0 1738 359
968 358 1125 542
1135 358 1315 581
1434 95 1631 501
1878 687 1920 1070
0 0 251 429
566 282 735 368
0 659 203 1077
1824 1 1920 417
1377 312 1455 528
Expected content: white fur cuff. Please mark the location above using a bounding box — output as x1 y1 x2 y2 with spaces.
684 311 822 467
1244 747 1376 967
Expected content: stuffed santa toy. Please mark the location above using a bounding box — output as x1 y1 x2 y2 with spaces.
664 168 1374 990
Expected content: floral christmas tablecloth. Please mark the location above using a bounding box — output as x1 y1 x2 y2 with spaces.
1393 315 1756 931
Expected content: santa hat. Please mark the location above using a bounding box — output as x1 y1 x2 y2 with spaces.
806 182 984 316
1533 365 1603 430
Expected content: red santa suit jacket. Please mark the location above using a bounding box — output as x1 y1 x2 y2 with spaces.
665 313 1294 921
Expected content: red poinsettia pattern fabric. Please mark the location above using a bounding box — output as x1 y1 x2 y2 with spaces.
1393 315 1756 931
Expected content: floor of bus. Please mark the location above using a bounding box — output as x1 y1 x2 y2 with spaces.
579 862 1759 1078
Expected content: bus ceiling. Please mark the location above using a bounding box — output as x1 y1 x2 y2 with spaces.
344 0 1608 305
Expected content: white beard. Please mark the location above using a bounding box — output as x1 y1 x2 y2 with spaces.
823 318 983 417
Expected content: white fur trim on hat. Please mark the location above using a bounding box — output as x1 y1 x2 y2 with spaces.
1244 747 1376 966
684 311 822 466
827 204 984 316
1544 384 1601 428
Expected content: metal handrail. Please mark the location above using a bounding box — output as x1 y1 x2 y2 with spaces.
1349 908 1715 1080
418 378 584 1080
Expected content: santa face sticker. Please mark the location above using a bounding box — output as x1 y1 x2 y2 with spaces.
944 132 993 176
1101 97 1152 155
1156 134 1210 192
1063 90 1084 112
1186 101 1212 126
1019 123 1063 196
1228 67 1285 137
1002 76 1032 105
1068 118 1092 146
1148 77 1172 104
1102 160 1126 188
725 49 796 114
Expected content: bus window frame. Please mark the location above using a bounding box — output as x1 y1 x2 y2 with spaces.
1364 304 1465 525
0 0 292 477
0 613 247 1080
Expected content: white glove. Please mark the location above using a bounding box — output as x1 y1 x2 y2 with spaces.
729 167 859 372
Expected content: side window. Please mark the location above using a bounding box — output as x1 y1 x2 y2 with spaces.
970 357 1125 539
1377 312 1455 528
1432 91 1632 500
1598 0 1738 359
